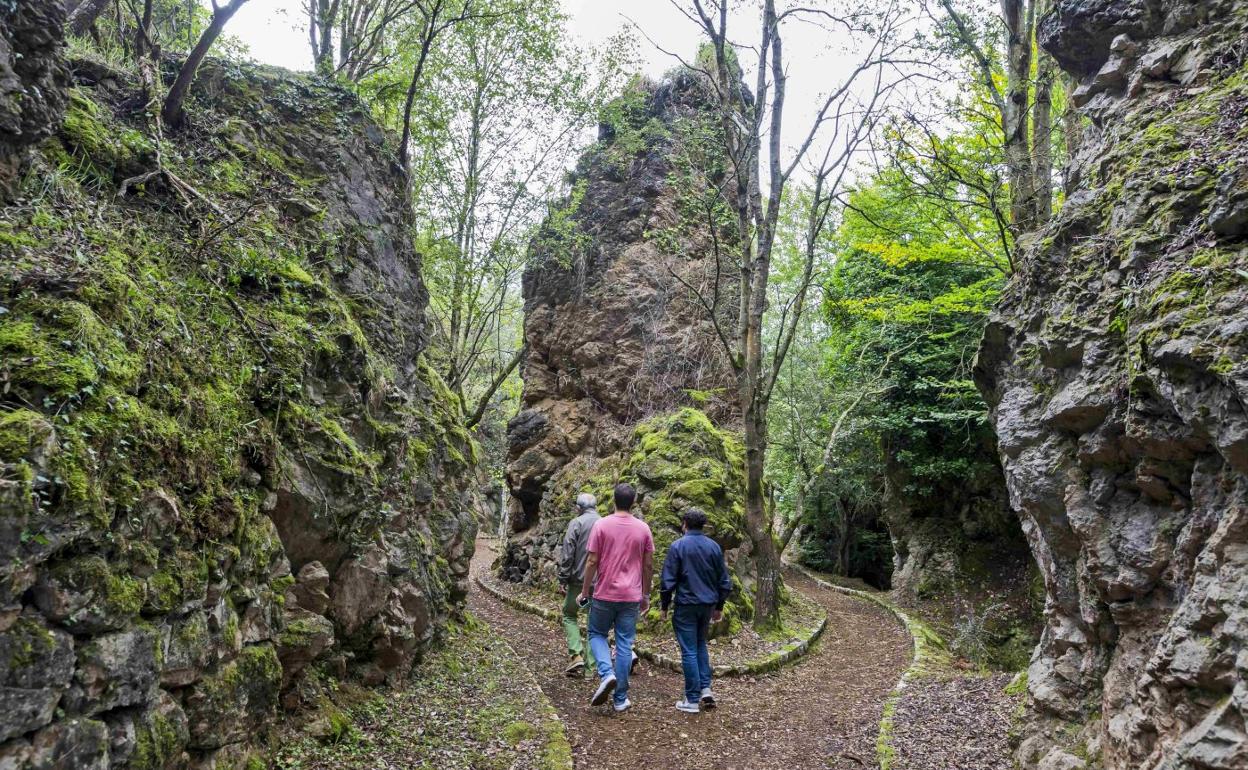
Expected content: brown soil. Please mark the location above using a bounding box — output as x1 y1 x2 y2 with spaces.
891 673 1021 770
470 538 912 770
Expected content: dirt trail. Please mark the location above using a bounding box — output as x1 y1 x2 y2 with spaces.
469 539 912 770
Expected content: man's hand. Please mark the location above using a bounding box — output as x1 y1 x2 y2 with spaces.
577 590 589 605
639 595 650 614
711 609 723 623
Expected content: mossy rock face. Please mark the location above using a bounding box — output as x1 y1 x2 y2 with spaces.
1 57 480 764
976 7 1248 768
184 644 282 750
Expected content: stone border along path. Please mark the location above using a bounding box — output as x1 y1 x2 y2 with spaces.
789 564 940 770
791 564 1021 770
474 573 830 677
470 539 913 770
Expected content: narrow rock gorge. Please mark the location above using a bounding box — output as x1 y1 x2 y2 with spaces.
976 1 1248 767
0 15 476 767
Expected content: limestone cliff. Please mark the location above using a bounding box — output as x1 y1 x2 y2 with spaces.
0 33 476 770
975 2 1248 767
501 71 747 614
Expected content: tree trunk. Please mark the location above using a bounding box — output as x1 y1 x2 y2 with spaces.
1033 0 1056 223
1033 48 1056 223
398 24 437 172
135 0 154 62
744 406 782 628
162 0 249 128
1001 0 1037 234
1062 71 1082 191
66 0 112 36
464 344 525 430
310 0 339 75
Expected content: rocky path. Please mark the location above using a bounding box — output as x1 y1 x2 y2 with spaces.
469 539 912 770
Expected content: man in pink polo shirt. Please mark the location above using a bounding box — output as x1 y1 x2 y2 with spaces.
577 482 654 712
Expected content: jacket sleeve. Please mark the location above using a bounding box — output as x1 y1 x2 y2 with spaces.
715 545 733 610
557 518 579 584
659 541 681 611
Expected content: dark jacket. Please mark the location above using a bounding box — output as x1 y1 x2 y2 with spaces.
558 508 600 584
659 530 733 611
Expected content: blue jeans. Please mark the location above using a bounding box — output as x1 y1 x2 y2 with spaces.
588 599 639 705
673 603 713 703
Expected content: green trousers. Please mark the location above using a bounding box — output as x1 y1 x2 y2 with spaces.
562 581 596 667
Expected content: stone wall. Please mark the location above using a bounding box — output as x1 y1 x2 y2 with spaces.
0 41 476 770
975 2 1248 767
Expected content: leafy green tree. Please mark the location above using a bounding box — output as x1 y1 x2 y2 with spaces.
351 1 632 460
673 0 921 629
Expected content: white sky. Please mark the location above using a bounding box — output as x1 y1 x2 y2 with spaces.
227 0 898 177
231 0 707 75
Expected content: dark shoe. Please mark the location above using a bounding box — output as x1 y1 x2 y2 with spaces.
591 675 617 706
565 658 584 677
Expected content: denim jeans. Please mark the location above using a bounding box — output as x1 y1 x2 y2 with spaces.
588 599 639 705
673 603 714 703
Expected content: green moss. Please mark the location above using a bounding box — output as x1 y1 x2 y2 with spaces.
501 720 537 746
8 617 58 669
130 708 183 770
59 88 153 183
106 572 147 617
876 696 899 769
1004 671 1029 696
625 408 747 549
541 715 573 770
280 616 327 648
0 409 52 462
197 644 282 715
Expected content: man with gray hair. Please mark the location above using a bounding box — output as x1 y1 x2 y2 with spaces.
558 492 601 676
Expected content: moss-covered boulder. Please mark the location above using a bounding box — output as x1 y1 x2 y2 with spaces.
625 408 746 553
501 407 755 633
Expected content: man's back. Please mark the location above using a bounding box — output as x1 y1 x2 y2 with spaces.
559 508 601 584
663 530 732 607
587 513 654 602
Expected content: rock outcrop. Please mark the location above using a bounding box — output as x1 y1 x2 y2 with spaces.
0 51 476 768
501 71 746 611
0 1 70 198
976 2 1248 767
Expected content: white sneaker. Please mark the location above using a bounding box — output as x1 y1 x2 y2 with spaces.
700 688 716 709
613 698 632 713
631 650 640 674
591 674 617 706
675 699 700 714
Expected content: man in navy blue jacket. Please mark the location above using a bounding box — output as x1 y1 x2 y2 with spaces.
659 507 734 713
